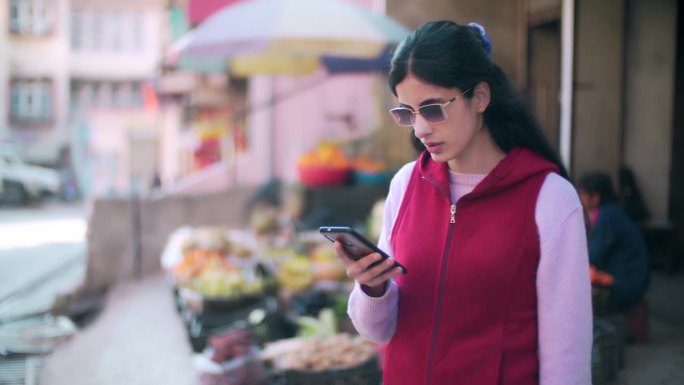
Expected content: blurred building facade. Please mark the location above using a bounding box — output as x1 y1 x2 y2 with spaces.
68 0 164 197
0 0 71 165
0 0 165 197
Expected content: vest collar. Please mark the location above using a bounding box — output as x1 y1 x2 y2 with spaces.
417 147 560 200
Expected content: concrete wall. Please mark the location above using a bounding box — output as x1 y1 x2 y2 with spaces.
81 181 389 297
82 186 256 296
622 0 677 220
572 0 625 181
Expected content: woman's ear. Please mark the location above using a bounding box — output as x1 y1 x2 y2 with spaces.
473 81 491 112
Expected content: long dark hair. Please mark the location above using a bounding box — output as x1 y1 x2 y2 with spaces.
389 20 569 179
577 172 617 204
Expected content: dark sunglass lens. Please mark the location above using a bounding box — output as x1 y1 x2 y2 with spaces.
391 108 414 125
420 105 445 123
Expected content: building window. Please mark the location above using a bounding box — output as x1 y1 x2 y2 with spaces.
71 80 144 110
9 0 53 36
71 11 83 50
70 10 145 52
9 78 54 126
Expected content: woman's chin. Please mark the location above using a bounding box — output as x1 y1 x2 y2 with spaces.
429 151 450 163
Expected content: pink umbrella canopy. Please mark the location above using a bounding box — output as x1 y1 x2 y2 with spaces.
183 0 409 60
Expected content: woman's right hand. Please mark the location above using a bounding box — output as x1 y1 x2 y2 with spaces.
333 240 404 297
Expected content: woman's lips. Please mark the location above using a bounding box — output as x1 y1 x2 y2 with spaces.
424 142 443 152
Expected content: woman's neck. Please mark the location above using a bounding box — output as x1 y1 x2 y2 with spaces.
447 128 505 174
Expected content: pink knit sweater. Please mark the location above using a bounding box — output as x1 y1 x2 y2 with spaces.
348 162 593 385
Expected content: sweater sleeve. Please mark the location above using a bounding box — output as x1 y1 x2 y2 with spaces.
346 162 414 343
536 173 593 385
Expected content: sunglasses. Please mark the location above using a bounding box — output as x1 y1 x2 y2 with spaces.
389 89 471 126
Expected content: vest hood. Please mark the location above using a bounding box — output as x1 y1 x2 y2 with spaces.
417 147 561 200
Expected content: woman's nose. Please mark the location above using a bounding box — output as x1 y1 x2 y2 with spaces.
412 117 433 139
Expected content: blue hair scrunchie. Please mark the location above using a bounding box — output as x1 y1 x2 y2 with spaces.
468 22 492 56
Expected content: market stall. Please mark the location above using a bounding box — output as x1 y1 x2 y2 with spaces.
161 219 382 385
160 203 629 385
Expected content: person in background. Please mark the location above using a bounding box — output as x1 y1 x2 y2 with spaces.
331 20 592 385
578 171 651 343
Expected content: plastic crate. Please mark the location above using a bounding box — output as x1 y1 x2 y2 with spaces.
598 314 626 368
591 344 605 385
592 285 618 317
267 355 381 385
179 281 277 311
593 318 620 383
186 296 295 352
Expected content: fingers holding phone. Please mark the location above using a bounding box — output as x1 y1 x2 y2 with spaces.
320 226 406 297
333 240 403 297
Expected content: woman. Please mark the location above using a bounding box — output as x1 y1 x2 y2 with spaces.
578 171 650 342
333 21 592 385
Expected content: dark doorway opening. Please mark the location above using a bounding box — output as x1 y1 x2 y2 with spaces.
668 1 684 273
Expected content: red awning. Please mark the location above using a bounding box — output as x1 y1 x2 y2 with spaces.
188 0 242 25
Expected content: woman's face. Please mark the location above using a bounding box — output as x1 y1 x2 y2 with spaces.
578 189 600 213
394 73 492 172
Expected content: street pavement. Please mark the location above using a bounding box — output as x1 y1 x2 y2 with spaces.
614 270 684 385
39 273 199 385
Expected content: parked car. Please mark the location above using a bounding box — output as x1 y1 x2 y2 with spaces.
0 144 61 205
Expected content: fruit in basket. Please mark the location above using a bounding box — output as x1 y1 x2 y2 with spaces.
173 248 229 284
188 264 244 297
277 255 314 291
297 142 350 169
352 156 385 173
297 143 352 186
310 244 346 281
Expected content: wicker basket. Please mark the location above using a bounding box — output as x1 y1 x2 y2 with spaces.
298 165 350 187
267 355 381 385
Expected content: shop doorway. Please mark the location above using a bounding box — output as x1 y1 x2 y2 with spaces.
528 18 562 154
669 1 684 272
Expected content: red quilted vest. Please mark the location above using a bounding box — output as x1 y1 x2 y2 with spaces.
384 147 558 385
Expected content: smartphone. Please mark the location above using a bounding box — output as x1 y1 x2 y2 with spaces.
319 226 407 274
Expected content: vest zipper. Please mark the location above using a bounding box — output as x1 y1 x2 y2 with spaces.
419 175 455 224
421 175 450 200
424 204 457 385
